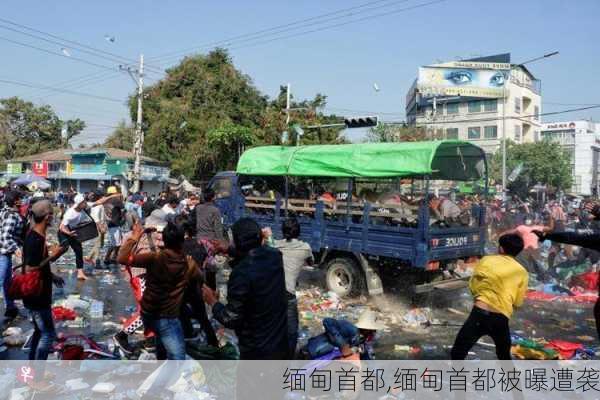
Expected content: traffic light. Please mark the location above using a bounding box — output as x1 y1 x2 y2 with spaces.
344 116 378 128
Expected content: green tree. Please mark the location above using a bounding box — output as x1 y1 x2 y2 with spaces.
129 49 343 179
206 123 255 171
104 120 135 150
490 139 572 196
0 97 85 161
366 123 430 142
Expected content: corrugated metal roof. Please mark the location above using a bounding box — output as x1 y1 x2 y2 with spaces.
10 147 161 164
10 149 71 162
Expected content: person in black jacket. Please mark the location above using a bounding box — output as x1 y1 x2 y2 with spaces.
202 217 288 360
536 203 600 339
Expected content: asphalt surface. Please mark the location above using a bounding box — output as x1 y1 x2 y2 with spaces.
0 230 596 361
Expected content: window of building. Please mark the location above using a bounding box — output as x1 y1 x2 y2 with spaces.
446 128 459 139
534 105 540 120
468 127 481 140
515 125 522 141
446 103 459 114
484 125 498 139
514 97 521 113
434 104 443 116
483 99 497 112
468 101 481 113
435 128 444 139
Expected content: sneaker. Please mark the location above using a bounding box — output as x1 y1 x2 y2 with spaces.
113 332 133 355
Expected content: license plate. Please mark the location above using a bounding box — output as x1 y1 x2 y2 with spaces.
430 235 472 248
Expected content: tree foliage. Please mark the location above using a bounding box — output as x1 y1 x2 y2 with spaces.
490 139 572 196
127 49 344 179
0 97 85 161
366 123 430 142
104 120 135 151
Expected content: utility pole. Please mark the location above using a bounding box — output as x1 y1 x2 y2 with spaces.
285 83 291 126
121 54 144 193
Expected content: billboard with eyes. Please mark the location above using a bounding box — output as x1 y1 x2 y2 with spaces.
418 62 509 99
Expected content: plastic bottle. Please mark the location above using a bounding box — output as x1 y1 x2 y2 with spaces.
90 300 104 319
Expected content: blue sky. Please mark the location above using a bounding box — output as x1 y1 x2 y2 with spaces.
1 0 599 146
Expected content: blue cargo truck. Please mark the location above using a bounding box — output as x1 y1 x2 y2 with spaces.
207 140 488 297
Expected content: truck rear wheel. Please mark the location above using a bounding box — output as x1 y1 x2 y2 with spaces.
325 257 365 297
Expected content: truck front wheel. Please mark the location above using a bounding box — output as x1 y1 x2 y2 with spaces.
325 257 365 297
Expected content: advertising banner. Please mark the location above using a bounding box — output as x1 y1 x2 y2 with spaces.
31 161 48 177
418 66 509 99
6 163 22 174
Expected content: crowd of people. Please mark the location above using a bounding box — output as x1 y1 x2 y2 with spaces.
0 181 600 390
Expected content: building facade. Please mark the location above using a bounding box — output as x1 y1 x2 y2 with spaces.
4 147 170 194
406 54 542 155
541 120 599 196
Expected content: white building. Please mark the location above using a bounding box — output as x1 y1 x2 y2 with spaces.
541 120 600 195
405 54 542 155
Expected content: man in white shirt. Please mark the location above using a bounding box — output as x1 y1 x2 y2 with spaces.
161 194 179 217
59 192 118 279
273 218 314 357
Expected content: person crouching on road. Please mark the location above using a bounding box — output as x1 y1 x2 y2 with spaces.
304 310 386 360
450 233 528 360
118 220 199 360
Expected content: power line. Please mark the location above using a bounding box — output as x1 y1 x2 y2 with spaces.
34 72 128 103
0 17 164 74
149 0 413 65
382 104 600 125
0 78 124 103
225 0 447 53
325 106 405 116
543 101 600 106
19 70 113 99
0 35 122 73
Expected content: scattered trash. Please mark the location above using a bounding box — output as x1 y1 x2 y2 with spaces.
447 308 467 316
4 334 25 347
577 335 595 342
52 306 77 321
401 308 431 327
90 300 104 319
2 327 22 337
92 382 116 394
65 378 90 391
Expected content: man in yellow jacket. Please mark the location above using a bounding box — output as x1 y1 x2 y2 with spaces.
450 233 528 360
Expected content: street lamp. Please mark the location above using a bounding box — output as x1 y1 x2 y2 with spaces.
501 51 559 201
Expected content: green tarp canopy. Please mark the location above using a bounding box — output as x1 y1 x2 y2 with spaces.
236 141 487 181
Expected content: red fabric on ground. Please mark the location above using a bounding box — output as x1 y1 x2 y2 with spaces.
570 272 599 292
546 340 584 360
52 306 77 321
